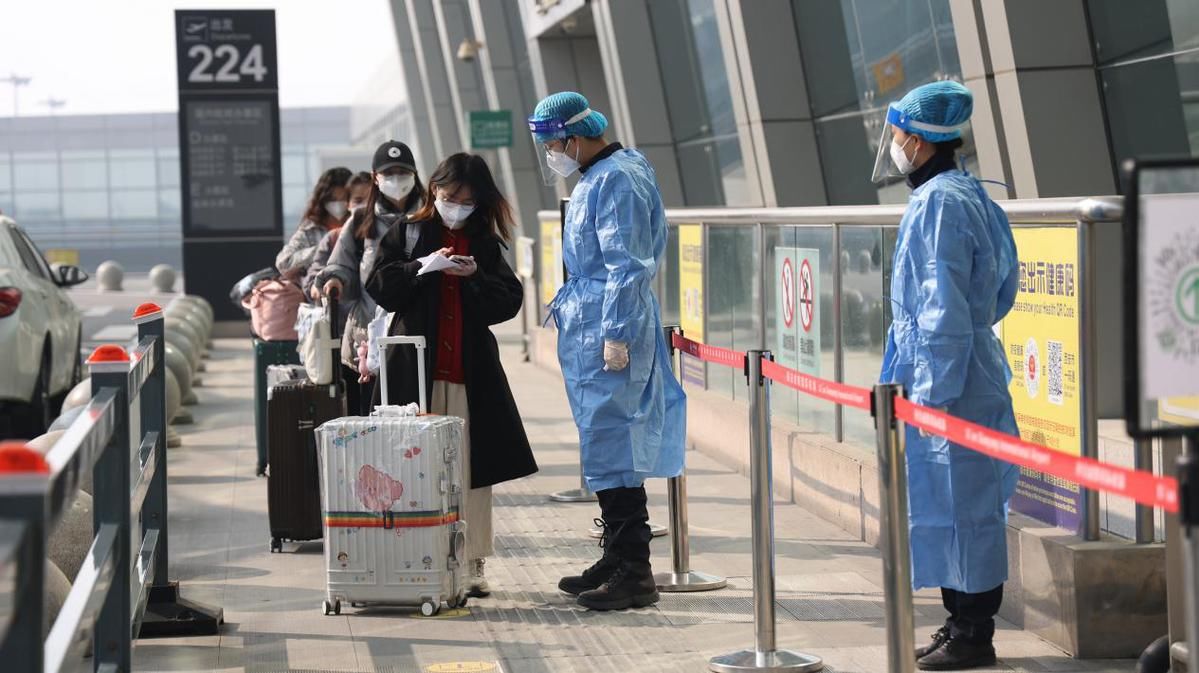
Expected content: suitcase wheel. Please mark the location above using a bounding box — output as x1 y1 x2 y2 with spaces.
323 599 341 616
420 600 440 617
270 538 282 553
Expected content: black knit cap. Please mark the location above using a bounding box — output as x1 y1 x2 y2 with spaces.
372 140 417 173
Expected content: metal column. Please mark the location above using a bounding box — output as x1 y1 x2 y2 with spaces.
873 384 916 673
709 351 823 673
656 326 726 592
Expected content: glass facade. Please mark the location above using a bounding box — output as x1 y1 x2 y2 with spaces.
794 0 977 205
0 107 351 271
1090 0 1199 166
648 0 750 206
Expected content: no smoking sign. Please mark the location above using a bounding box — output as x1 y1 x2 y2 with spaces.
781 258 795 327
799 259 815 333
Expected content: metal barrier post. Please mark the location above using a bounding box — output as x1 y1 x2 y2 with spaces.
657 326 725 593
0 487 47 671
873 383 915 673
1135 437 1156 543
710 351 823 673
1179 438 1199 673
1078 217 1101 541
90 352 134 671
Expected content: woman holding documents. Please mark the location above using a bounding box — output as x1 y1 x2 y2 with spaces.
365 152 538 599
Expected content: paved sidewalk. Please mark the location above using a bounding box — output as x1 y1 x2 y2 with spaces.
132 322 1131 673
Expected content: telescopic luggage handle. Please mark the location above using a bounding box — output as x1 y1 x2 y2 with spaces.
376 335 427 413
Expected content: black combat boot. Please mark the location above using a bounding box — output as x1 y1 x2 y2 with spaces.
916 636 996 671
558 518 621 595
575 486 658 611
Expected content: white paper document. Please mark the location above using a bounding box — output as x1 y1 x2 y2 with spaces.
416 252 458 276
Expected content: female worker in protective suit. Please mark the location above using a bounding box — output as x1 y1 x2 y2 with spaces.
876 81 1020 671
528 91 686 611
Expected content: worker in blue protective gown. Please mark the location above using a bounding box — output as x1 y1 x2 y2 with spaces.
528 92 686 611
875 81 1021 672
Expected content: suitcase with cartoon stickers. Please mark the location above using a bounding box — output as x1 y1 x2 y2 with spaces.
315 335 469 616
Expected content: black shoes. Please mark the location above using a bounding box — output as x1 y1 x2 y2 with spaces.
916 636 997 671
915 626 951 659
558 553 620 595
575 562 659 611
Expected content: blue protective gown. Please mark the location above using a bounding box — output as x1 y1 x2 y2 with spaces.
880 170 1021 594
549 148 687 491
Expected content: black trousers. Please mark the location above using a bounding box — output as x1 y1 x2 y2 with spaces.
596 486 652 567
941 584 1003 644
341 364 366 415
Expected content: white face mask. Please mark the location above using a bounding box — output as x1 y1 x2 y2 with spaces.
436 199 475 230
546 139 581 178
324 201 348 220
378 174 415 202
889 137 918 175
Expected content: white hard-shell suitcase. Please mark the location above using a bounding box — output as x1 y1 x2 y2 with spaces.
315 334 470 617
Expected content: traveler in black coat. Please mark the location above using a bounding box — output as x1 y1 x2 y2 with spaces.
365 153 538 598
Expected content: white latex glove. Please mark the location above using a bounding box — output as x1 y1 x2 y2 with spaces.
603 340 629 372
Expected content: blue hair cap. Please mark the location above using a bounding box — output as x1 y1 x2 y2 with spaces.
890 80 973 142
529 91 609 143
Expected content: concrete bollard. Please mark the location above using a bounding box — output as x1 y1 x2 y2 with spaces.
183 294 214 323
49 406 83 433
60 378 93 415
45 560 71 637
149 264 177 293
164 329 200 374
163 343 196 405
172 307 211 345
167 426 183 449
96 261 124 292
48 491 93 580
165 367 182 425
32 428 93 495
166 318 206 372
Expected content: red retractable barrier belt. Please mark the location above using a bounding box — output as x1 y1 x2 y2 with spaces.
672 332 746 370
894 398 1179 513
760 359 872 411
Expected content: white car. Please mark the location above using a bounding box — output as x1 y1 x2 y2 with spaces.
0 216 87 437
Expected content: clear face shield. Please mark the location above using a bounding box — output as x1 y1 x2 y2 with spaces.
870 104 961 184
528 108 593 185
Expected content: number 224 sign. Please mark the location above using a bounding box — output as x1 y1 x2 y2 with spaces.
176 11 278 91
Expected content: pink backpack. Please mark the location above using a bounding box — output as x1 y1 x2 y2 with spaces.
243 278 305 341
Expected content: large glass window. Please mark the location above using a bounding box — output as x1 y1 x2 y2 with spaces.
15 191 60 218
794 0 970 205
648 0 749 206
62 192 110 220
61 153 109 191
1090 0 1199 164
109 152 157 189
14 157 59 192
111 190 158 219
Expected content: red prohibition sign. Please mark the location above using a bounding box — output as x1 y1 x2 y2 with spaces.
799 259 815 332
781 258 795 328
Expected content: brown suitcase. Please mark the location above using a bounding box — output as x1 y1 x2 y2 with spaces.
267 291 345 552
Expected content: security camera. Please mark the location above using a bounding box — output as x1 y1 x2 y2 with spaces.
457 38 483 62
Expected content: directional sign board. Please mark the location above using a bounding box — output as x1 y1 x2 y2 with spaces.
1124 157 1199 438
776 247 820 375
176 10 282 320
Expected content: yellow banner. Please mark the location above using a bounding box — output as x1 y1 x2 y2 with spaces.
1000 227 1082 530
44 249 79 266
678 224 705 386
539 217 562 308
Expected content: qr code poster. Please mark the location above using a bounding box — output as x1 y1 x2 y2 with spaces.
997 228 1083 533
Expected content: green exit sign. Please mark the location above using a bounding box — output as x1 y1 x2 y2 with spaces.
470 110 513 149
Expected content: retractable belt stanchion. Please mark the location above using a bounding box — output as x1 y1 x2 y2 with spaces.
1178 440 1199 673
656 325 726 592
873 384 916 673
710 350 823 673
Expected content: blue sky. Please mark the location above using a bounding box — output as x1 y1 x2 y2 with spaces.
0 0 397 117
